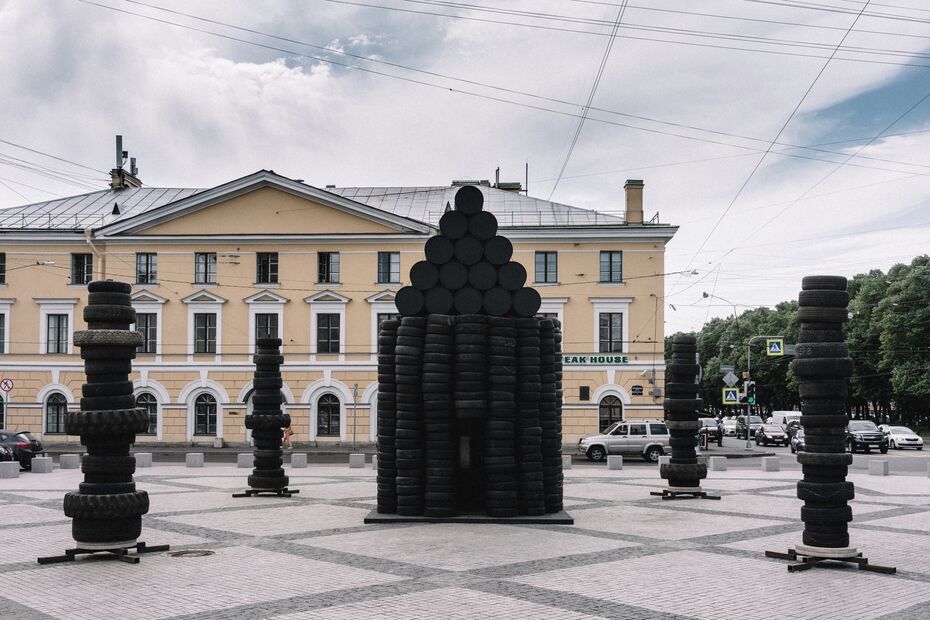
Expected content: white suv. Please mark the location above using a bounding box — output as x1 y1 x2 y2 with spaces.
578 420 670 463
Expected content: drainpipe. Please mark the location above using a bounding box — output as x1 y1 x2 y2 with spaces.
83 228 105 278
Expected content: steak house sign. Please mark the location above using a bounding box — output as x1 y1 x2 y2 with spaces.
562 354 629 364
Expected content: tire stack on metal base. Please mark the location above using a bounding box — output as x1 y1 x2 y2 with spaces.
540 319 564 512
395 317 426 516
244 338 290 492
516 317 546 515
376 319 400 514
792 275 855 551
661 335 707 490
486 317 518 517
64 280 150 547
424 315 455 517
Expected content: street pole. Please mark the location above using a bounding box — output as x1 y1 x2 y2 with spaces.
746 335 784 450
352 383 359 450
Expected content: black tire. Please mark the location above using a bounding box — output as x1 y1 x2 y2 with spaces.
801 505 852 524
801 275 847 291
245 413 291 430
72 516 141 544
87 291 132 306
439 211 469 239
484 236 513 266
512 288 542 318
665 383 700 398
586 446 606 462
664 398 703 413
249 474 289 489
798 329 845 344
468 261 498 291
78 481 137 494
425 236 455 265
791 358 854 379
64 491 149 519
795 343 849 359
253 377 283 390
798 290 850 307
468 211 498 240
454 237 483 265
411 261 441 290
425 288 454 314
81 455 136 476
450 287 480 314
644 446 663 462
797 451 852 466
666 363 700 376
798 381 848 399
797 481 854 502
67 407 149 435
395 286 425 316
83 305 136 325
252 393 284 408
483 287 512 316
498 262 527 291
454 185 484 214
80 346 137 361
797 307 850 324
81 381 134 398
88 280 133 294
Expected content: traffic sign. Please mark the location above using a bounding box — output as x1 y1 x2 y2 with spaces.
722 371 739 387
0 378 13 392
722 387 739 405
719 364 735 374
766 338 784 356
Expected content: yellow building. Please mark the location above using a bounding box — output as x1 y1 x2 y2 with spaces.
0 170 676 447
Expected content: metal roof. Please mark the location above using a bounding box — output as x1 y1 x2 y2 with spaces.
329 186 626 227
0 187 203 230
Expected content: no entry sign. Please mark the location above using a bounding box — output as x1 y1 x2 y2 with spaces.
0 378 13 392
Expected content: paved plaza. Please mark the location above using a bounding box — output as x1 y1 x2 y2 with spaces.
1 460 929 619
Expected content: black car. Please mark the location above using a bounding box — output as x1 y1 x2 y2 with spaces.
755 424 789 447
0 443 13 462
0 430 45 470
735 415 765 439
785 420 802 439
698 418 720 443
846 420 888 454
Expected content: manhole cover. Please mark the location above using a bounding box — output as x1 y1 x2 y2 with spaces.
168 550 215 558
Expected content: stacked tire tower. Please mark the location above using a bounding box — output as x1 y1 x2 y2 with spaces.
64 280 151 548
376 184 565 519
661 335 707 490
791 275 855 553
243 337 291 494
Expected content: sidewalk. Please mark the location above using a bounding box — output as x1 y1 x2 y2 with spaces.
1 462 928 619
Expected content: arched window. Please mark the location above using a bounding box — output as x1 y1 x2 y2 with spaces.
194 393 217 436
317 394 340 437
46 393 68 434
0 397 5 429
598 395 623 431
136 393 158 435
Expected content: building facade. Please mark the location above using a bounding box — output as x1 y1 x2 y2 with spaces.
0 170 677 447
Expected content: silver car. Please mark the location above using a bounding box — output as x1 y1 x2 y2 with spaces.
578 420 670 463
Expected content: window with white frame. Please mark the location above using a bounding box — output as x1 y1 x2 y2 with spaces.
136 392 158 435
317 394 340 437
256 252 278 284
535 251 558 283
45 392 67 434
194 392 217 435
255 313 279 341
135 313 157 354
318 252 340 284
599 251 623 283
377 252 400 284
317 314 340 353
599 312 623 353
0 252 5 284
194 313 217 353
0 313 5 354
136 253 157 284
71 253 93 285
194 252 217 284
46 314 69 354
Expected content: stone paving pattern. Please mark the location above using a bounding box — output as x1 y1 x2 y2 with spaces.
1 463 928 619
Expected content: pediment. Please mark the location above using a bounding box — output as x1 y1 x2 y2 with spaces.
243 290 289 304
366 289 397 303
304 290 350 304
131 290 168 304
181 290 228 304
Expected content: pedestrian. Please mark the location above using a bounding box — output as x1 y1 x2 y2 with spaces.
717 418 724 447
282 425 294 450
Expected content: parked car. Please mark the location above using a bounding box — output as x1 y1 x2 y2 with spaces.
755 424 789 447
735 415 765 439
880 425 924 450
0 443 13 462
722 418 737 437
767 411 803 430
0 430 45 470
699 418 720 443
578 420 670 462
846 420 888 454
790 429 806 454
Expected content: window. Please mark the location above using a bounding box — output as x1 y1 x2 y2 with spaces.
195 252 217 284
599 312 623 353
256 252 279 284
536 312 558 321
136 253 157 284
377 312 401 331
46 393 67 434
599 395 623 431
255 313 279 341
46 314 69 354
317 313 340 353
194 313 217 354
0 314 4 354
194 393 217 435
629 423 647 436
135 313 157 354
535 251 557 283
0 252 5 284
600 251 622 283
318 252 340 284
0 398 4 428
377 252 400 284
71 253 93 285
136 393 158 435
650 423 669 436
317 394 340 437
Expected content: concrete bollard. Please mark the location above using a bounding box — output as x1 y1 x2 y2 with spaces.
0 462 20 478
237 453 252 469
927 462 930 478
869 460 890 476
658 455 671 468
562 454 572 470
213 437 224 449
761 457 780 472
371 455 378 470
59 454 81 469
185 453 204 468
607 455 623 470
349 453 365 468
708 456 727 471
135 453 152 468
31 457 54 473
290 453 308 468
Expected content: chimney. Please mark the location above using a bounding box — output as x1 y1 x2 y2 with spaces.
624 179 644 224
109 135 143 190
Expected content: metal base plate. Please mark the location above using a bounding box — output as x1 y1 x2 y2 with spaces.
232 488 299 498
37 541 170 565
650 488 721 500
364 510 574 525
764 547 896 574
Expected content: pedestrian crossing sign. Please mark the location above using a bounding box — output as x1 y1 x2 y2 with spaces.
722 387 739 405
766 338 784 356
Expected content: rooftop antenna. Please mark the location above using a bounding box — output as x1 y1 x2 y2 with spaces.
116 135 126 170
525 162 528 195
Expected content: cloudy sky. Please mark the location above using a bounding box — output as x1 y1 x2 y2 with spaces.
2 0 929 333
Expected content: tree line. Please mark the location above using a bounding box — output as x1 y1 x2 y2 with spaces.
666 255 930 431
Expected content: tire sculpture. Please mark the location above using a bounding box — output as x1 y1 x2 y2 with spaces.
235 337 297 498
38 280 168 564
659 335 709 495
373 185 567 521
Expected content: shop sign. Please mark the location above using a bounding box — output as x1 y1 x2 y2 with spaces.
562 354 629 364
